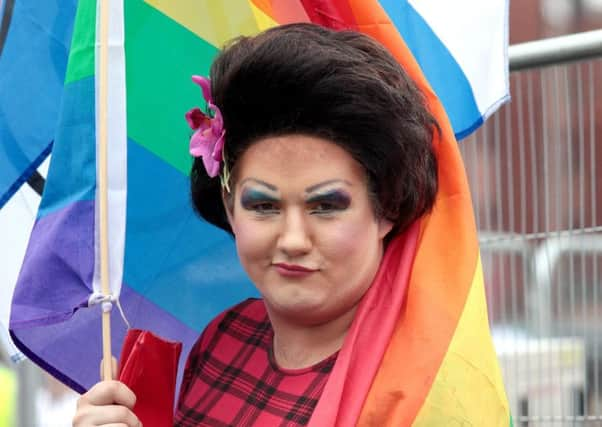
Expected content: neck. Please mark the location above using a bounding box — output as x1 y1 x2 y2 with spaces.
266 304 358 370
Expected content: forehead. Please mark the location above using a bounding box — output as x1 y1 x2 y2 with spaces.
234 134 366 190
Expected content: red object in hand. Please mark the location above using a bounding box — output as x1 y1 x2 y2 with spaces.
118 329 183 427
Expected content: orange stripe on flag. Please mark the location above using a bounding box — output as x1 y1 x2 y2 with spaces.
249 0 310 24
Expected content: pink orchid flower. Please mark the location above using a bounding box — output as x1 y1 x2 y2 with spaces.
186 76 225 178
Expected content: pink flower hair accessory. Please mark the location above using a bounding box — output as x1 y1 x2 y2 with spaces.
186 75 230 191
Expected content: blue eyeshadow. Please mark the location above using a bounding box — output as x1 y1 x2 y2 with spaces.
240 188 278 209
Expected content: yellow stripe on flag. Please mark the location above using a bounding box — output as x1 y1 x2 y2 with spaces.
413 255 510 426
248 0 278 31
247 0 278 31
144 0 261 48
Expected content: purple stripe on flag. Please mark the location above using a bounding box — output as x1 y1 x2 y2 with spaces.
10 199 201 394
11 199 95 327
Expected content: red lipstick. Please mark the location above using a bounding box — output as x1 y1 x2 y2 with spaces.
273 263 317 278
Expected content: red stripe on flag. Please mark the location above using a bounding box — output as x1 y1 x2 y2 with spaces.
299 0 358 30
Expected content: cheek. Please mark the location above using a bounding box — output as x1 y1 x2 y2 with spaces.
232 218 273 265
316 217 380 262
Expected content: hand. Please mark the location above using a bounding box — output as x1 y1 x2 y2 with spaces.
72 358 141 427
73 380 141 427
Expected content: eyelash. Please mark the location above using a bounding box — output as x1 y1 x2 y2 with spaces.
309 201 342 214
247 201 345 216
250 202 279 214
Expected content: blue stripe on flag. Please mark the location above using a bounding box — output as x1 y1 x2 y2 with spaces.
38 76 96 218
124 140 258 332
0 0 77 208
381 0 482 139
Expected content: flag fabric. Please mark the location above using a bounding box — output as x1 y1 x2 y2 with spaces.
0 0 74 360
299 3 510 424
11 0 257 393
0 0 77 208
0 179 43 363
381 0 509 139
8 0 510 425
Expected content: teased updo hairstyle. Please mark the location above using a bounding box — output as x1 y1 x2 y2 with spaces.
191 23 438 238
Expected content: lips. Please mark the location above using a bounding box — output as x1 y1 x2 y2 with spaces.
273 262 317 277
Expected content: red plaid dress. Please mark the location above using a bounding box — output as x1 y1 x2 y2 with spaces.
174 298 337 427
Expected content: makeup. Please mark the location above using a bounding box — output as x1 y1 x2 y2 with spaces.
240 188 279 212
229 134 393 333
306 189 351 213
272 262 318 278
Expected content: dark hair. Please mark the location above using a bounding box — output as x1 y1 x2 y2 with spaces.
191 23 438 237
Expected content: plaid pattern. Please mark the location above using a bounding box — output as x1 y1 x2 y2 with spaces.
174 299 337 427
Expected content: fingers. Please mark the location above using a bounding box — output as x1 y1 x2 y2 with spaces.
80 380 137 409
72 403 141 426
74 381 141 426
73 379 141 426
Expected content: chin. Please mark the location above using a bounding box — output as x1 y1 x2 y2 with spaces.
264 287 332 321
266 287 361 326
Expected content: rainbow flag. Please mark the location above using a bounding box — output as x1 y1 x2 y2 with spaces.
9 0 510 424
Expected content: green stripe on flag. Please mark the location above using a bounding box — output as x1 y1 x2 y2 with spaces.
126 1 219 175
65 0 96 84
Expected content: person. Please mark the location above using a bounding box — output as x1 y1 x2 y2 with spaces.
73 23 438 426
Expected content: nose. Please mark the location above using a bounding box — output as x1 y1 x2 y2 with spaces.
276 208 312 257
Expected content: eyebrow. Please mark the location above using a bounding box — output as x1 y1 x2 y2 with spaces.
305 179 352 193
238 178 352 193
238 178 277 192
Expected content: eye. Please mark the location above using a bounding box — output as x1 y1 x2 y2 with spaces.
251 202 279 215
306 191 351 215
308 201 349 216
240 188 280 215
311 202 337 213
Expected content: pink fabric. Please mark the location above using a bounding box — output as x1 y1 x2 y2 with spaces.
308 222 419 426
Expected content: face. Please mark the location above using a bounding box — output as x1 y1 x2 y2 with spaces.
226 135 393 326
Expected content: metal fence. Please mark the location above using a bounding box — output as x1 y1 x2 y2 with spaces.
461 30 602 426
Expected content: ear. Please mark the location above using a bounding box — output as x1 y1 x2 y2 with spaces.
377 218 394 240
222 188 236 234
